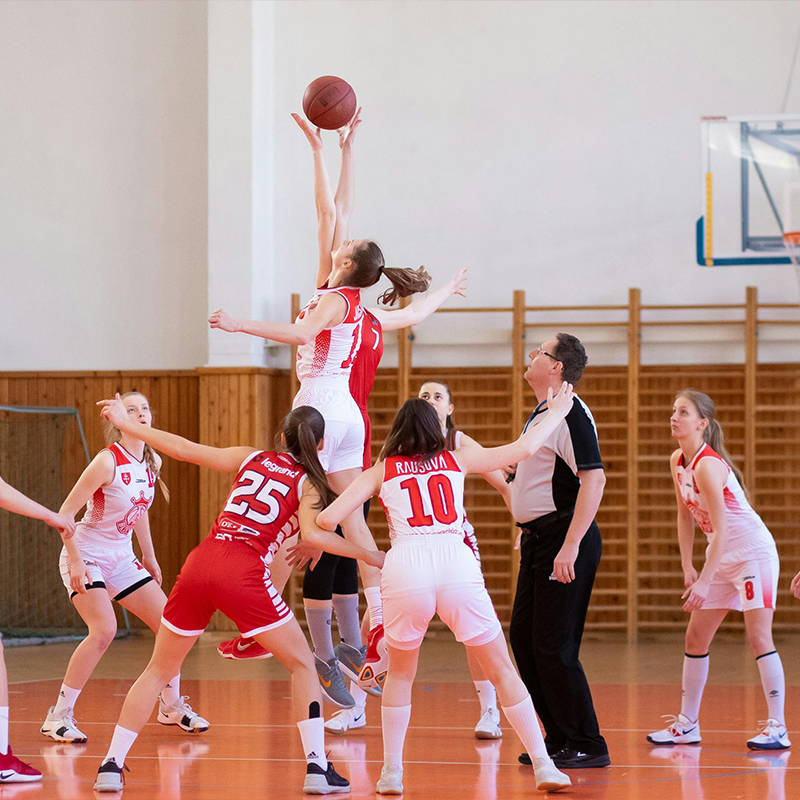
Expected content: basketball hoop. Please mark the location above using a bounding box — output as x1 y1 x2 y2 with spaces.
783 231 800 303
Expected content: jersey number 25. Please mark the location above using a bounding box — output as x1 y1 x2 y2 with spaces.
223 470 291 526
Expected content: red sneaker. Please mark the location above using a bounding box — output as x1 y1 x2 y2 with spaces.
0 748 43 783
217 636 273 660
357 624 388 691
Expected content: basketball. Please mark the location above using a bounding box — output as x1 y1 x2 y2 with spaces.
302 76 357 130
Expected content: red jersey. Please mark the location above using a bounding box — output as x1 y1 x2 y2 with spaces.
209 450 306 562
349 310 384 469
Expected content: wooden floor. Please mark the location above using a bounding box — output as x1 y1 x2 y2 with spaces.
4 631 800 798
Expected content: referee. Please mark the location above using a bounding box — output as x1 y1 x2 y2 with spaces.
508 333 610 769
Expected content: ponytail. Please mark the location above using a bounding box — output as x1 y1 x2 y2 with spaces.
677 389 748 496
345 239 432 306
377 265 431 306
102 391 170 503
278 406 337 510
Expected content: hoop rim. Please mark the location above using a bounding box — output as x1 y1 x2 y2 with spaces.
783 231 800 246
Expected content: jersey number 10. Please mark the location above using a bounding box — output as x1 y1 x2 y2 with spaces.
399 475 458 527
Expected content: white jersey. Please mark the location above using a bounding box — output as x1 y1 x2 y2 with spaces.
379 451 466 543
295 285 364 385
676 443 775 561
76 442 156 548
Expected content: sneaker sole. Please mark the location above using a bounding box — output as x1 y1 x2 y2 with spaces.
318 685 355 710
324 720 367 735
536 781 571 792
474 728 502 740
40 728 87 744
646 736 701 746
0 773 42 783
94 781 123 792
303 778 351 795
157 717 209 733
217 647 273 661
747 740 791 750
376 784 403 795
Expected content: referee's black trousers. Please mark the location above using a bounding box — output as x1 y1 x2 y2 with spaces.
509 515 608 757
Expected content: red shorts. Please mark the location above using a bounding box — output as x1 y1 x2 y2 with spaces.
161 539 293 637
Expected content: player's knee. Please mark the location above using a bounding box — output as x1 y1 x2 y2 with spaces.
684 627 710 654
87 624 117 650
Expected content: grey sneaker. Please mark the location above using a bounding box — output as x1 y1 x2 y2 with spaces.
315 655 355 709
334 642 382 697
94 759 127 792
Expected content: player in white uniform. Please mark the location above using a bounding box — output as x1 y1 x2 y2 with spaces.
0 476 75 782
41 392 209 743
647 390 789 750
315 385 576 794
418 380 512 740
209 110 433 697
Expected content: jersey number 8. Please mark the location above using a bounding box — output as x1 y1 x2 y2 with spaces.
223 470 291 526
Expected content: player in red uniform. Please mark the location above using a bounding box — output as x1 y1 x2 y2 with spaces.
42 392 209 744
0 476 74 782
91 397 384 794
209 111 463 699
315 387 575 794
418 380 512 739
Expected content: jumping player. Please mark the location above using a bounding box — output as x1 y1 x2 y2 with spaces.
209 110 443 695
315 387 576 794
92 396 384 794
418 380 511 739
647 390 789 750
41 392 209 743
0 476 75 782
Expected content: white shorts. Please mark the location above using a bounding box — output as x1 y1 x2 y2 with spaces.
704 549 780 612
59 540 154 601
380 534 502 650
293 381 365 473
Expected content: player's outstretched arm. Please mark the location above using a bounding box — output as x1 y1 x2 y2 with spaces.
297 484 383 568
209 291 347 346
291 113 336 289
369 268 467 331
316 463 382 533
456 383 574 475
0 475 75 535
97 394 256 473
329 108 362 282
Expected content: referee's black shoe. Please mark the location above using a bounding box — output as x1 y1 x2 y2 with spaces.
518 749 611 769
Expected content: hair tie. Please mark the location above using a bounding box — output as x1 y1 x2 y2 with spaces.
378 265 385 276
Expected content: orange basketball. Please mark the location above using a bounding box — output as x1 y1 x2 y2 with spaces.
302 76 357 130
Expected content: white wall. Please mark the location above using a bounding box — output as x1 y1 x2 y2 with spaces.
0 0 208 371
268 0 800 366
3 1 800 371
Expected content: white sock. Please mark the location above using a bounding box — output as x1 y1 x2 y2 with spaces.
350 683 368 708
364 586 383 629
103 725 138 767
0 706 8 755
474 680 496 713
501 696 548 761
54 683 81 716
297 717 327 770
756 651 786 725
381 705 412 769
680 653 709 722
160 675 181 707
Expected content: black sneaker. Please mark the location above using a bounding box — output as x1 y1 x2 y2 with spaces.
94 759 129 792
552 749 611 769
518 748 565 766
303 761 350 795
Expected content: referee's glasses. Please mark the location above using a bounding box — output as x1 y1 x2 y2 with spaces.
536 346 562 362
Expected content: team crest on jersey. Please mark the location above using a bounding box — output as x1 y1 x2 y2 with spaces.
121 472 131 486
116 491 151 535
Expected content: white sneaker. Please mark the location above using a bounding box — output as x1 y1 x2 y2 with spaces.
157 696 210 733
40 706 87 743
474 707 502 740
325 706 366 734
94 758 127 792
376 764 403 795
646 713 701 745
532 757 571 792
747 718 791 750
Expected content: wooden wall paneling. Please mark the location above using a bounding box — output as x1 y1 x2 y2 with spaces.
627 288 641 641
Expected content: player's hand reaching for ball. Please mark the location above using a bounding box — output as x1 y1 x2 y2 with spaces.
208 309 242 333
291 113 323 151
546 382 575 420
337 107 362 149
448 268 468 299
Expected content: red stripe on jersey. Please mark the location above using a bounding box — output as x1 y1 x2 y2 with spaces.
109 443 130 466
383 451 461 481
310 329 332 375
88 487 105 523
